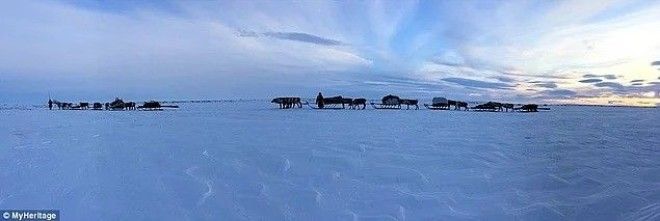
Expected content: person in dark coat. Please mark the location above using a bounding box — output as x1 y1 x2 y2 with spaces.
48 99 53 110
316 92 324 109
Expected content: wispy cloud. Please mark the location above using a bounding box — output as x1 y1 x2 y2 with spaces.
441 77 514 90
536 89 577 98
583 74 617 80
429 51 466 67
594 82 624 89
262 32 342 46
579 79 603 83
535 82 558 88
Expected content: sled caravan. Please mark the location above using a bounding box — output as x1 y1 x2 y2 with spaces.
47 98 179 111
272 93 544 112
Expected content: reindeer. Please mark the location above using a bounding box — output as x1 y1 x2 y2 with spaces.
79 102 89 110
486 102 504 111
399 99 419 110
351 98 367 109
521 104 538 112
271 97 302 109
61 103 72 110
503 103 514 112
448 100 457 109
456 101 468 110
341 98 353 109
124 102 136 110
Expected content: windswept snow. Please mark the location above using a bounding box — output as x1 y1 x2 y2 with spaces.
0 101 658 220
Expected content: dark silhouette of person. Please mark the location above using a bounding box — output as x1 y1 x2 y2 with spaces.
48 99 53 110
316 92 324 109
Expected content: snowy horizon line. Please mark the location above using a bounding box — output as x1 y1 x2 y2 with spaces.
3 97 657 109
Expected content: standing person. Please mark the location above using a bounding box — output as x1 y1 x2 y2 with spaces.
48 99 53 110
316 92 324 109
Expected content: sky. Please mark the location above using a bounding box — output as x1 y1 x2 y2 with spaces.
1 0 659 106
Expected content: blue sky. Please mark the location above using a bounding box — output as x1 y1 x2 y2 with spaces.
1 0 659 106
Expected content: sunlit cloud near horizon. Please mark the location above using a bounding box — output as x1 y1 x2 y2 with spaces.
0 0 659 106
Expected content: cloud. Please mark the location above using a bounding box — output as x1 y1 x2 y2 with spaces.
315 48 372 66
263 32 342 46
630 79 644 83
441 77 514 90
579 79 603 83
546 89 577 97
631 83 643 86
652 61 660 66
594 82 624 89
429 51 465 67
583 74 617 80
494 76 516 83
238 30 344 46
535 82 558 88
536 89 578 99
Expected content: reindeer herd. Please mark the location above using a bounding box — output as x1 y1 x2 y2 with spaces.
271 96 367 109
48 98 177 111
272 94 541 112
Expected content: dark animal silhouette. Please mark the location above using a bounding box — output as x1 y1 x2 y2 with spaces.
93 103 103 110
341 98 353 108
448 100 457 109
79 102 89 110
61 103 72 110
456 101 468 110
520 104 538 112
351 98 367 109
399 99 419 109
446 100 468 110
486 102 503 111
271 97 302 109
124 102 136 110
503 103 514 112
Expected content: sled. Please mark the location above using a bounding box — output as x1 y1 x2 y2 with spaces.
370 103 401 110
470 107 498 112
423 104 450 110
305 102 345 110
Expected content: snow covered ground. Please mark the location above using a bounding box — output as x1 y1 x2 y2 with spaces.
1 101 658 220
